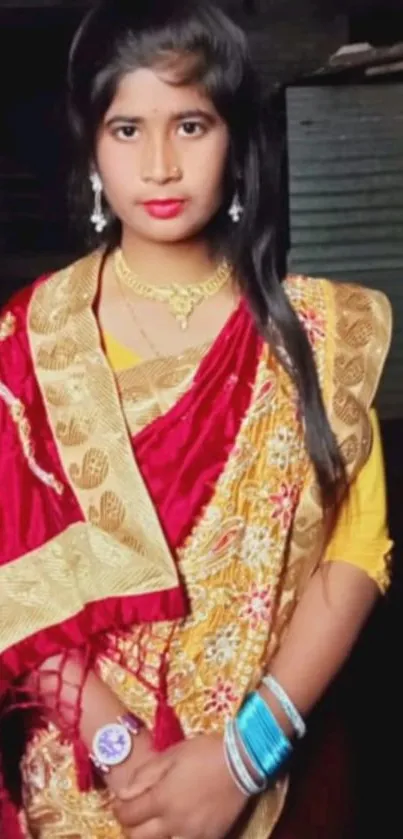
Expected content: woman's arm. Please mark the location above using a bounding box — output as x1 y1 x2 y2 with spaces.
33 654 154 793
261 561 378 734
263 410 390 732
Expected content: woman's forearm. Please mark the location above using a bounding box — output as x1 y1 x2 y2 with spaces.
36 654 127 745
35 654 152 791
260 561 379 736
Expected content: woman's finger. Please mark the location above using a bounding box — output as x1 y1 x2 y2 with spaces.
118 754 171 801
115 786 162 829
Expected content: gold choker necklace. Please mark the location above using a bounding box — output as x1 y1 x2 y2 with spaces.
114 248 232 330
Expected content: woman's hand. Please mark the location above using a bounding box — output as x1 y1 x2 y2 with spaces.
114 733 249 839
108 728 155 794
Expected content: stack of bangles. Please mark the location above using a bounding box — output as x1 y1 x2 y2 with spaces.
223 675 306 797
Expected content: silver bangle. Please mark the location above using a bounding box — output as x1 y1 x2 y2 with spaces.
262 675 306 739
224 720 265 797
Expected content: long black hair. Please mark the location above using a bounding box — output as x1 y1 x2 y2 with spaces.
67 0 345 512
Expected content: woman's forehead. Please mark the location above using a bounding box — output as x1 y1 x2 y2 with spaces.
105 67 216 119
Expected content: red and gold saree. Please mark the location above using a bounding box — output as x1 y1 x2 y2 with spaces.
0 251 392 838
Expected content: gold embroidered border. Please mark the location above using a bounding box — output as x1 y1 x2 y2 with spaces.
115 343 208 436
331 281 392 439
27 251 179 587
0 381 64 496
0 521 178 655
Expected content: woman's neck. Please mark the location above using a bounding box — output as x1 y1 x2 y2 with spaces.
119 230 220 287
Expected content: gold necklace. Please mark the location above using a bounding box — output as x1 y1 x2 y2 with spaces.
114 248 232 330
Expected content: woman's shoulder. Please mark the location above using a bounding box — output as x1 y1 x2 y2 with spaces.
30 248 102 303
284 272 391 327
2 251 99 315
0 250 101 375
0 279 40 369
284 273 392 371
284 273 392 478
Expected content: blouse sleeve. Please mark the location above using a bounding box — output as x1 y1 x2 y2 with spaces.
323 410 393 593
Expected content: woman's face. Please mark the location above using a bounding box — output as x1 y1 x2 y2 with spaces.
95 66 230 243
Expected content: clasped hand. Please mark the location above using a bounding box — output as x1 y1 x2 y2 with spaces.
114 733 248 839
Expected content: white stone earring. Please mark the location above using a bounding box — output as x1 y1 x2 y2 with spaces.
228 190 243 224
90 172 107 233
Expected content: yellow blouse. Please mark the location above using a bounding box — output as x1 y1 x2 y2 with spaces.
324 409 392 587
104 330 392 592
103 330 143 370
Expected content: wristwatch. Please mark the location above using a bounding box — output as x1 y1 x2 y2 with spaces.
90 712 143 774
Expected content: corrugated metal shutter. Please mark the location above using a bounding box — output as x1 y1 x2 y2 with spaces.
287 83 403 419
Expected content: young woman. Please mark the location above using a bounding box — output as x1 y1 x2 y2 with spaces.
0 1 392 837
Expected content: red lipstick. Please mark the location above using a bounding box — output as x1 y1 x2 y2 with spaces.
142 200 186 219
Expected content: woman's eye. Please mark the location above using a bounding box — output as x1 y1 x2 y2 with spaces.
114 125 139 140
178 121 205 137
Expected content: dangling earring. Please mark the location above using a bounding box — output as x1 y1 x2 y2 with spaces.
90 172 107 233
228 190 243 224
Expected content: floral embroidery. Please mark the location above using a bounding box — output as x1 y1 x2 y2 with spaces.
240 525 277 569
269 482 299 529
204 678 239 715
267 425 302 470
298 305 325 345
238 583 272 628
204 625 241 665
245 377 275 421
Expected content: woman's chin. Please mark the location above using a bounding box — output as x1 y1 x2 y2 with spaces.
123 213 211 245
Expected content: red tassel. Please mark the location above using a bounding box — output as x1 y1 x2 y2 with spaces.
73 737 93 791
153 693 184 751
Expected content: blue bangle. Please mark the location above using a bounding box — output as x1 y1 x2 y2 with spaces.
236 691 292 781
262 675 306 739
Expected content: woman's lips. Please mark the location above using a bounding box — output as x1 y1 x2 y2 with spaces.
142 200 186 219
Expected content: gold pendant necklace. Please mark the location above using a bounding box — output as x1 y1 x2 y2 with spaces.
114 248 232 330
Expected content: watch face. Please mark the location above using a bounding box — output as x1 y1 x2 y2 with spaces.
93 723 132 767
